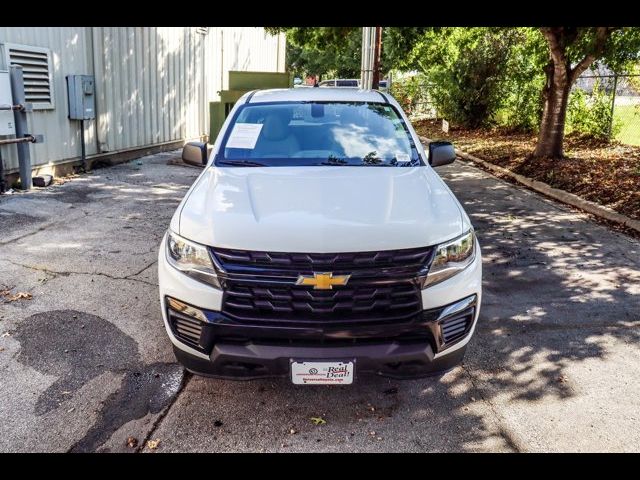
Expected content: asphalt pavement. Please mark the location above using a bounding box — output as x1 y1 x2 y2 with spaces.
0 151 638 452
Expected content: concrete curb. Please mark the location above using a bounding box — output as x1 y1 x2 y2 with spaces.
419 135 640 234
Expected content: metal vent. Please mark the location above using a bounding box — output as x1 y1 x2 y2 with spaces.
6 44 54 109
440 314 472 344
169 312 204 349
196 27 209 35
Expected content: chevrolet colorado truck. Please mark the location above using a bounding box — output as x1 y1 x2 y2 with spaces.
158 88 482 385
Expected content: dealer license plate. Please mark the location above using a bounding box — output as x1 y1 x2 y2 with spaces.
290 361 354 385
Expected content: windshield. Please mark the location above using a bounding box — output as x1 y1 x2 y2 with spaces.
217 101 423 167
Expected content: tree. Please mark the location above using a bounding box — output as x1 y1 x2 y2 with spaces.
391 27 526 128
265 27 423 79
265 27 363 78
534 27 640 158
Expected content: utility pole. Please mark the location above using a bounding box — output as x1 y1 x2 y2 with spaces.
361 27 374 90
361 27 382 90
372 26 382 90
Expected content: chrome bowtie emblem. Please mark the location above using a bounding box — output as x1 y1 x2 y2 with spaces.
295 272 351 290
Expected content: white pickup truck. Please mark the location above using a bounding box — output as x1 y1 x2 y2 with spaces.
158 87 482 385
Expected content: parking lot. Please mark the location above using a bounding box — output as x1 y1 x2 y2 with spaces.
1 151 639 452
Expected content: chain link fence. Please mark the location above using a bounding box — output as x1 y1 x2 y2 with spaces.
392 72 640 146
408 83 437 120
389 77 438 120
573 73 640 146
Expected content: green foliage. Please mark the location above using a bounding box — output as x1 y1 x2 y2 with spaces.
566 82 619 140
382 28 432 71
268 27 434 79
270 27 364 78
497 29 547 132
268 25 640 147
572 28 640 74
409 28 523 128
389 73 430 116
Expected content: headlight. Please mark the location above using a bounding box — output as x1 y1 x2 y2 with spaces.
424 230 476 287
166 230 221 289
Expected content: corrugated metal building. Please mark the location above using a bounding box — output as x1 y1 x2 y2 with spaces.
0 27 286 176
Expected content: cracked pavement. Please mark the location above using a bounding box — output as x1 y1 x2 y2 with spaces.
1 150 639 452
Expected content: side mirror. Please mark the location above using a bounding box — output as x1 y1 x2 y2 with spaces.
182 141 208 167
428 141 456 167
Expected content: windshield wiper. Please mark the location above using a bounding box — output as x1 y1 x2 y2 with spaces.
217 160 266 167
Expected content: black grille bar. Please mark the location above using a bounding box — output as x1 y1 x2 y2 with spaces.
211 246 434 329
211 246 434 278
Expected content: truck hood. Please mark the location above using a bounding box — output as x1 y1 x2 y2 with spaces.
177 166 466 252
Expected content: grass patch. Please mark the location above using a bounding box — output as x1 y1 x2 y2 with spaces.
613 104 640 146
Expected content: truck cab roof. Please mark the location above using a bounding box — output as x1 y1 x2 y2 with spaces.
246 88 390 104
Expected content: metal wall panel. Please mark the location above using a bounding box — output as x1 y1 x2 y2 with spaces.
0 27 94 172
206 27 286 102
0 27 285 174
91 27 207 153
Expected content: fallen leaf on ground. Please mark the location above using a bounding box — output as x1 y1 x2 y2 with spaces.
146 439 160 450
413 118 640 224
289 428 297 435
5 292 32 302
126 436 138 448
310 417 326 425
0 347 5 352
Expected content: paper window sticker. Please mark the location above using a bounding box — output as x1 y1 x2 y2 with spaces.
396 153 411 163
226 123 263 149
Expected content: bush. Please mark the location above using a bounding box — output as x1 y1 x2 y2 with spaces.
498 30 547 132
426 29 515 128
389 73 430 117
498 76 545 132
567 82 619 140
408 28 545 130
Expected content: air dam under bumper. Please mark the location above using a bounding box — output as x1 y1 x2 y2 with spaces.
165 293 478 380
173 340 467 380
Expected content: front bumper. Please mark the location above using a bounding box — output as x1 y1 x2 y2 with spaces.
158 234 482 380
173 340 467 380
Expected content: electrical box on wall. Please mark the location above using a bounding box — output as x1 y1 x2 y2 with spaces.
0 70 16 136
66 75 95 120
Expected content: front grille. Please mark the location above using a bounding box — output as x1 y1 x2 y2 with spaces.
212 246 434 276
223 281 421 326
211 246 434 328
169 311 203 349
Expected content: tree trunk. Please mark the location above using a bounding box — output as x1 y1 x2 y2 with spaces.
533 27 613 159
534 62 571 158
